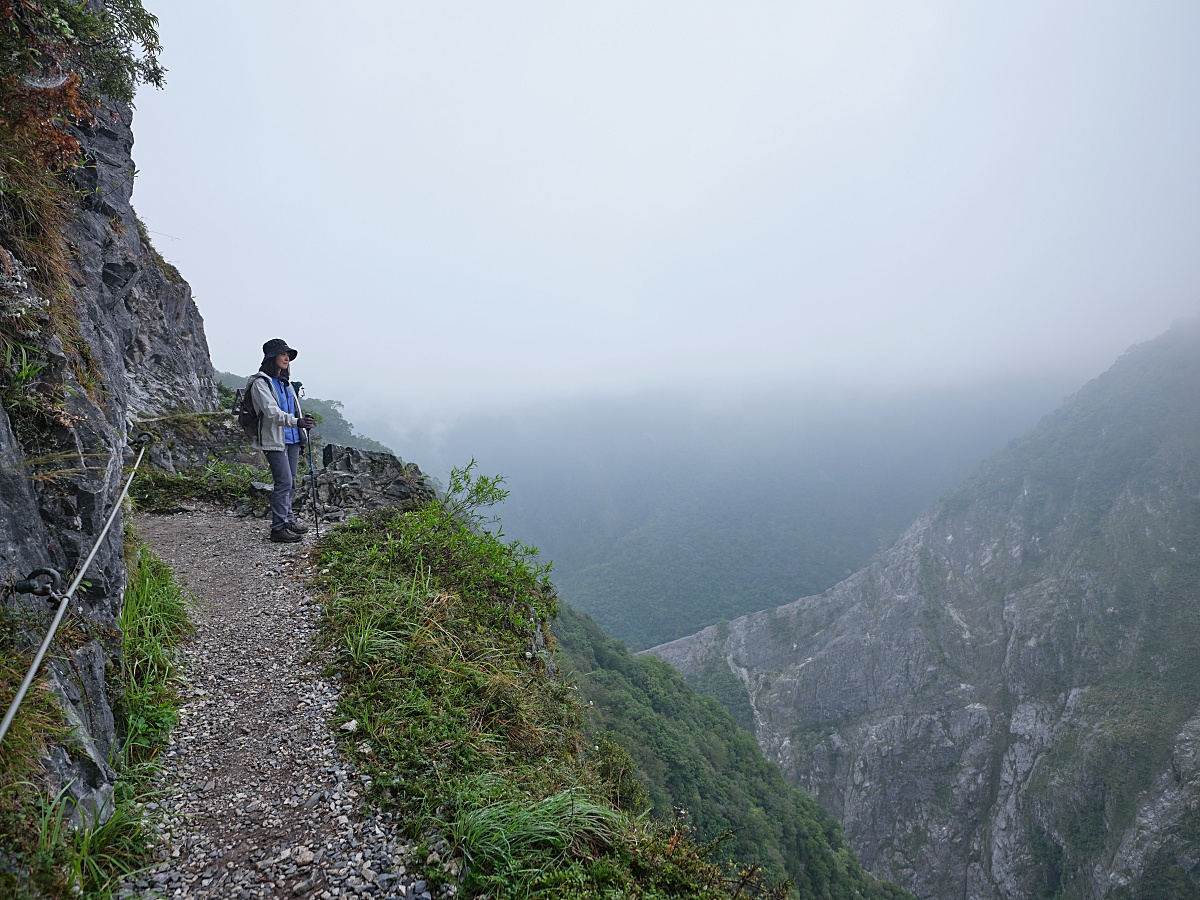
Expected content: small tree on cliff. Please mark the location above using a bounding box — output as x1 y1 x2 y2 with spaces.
0 0 164 166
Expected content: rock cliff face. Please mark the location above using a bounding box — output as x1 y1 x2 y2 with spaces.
651 321 1200 900
68 105 216 419
1 102 217 821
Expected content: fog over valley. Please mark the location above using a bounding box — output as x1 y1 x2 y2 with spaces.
356 371 1083 647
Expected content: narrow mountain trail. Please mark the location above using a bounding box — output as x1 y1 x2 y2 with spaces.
120 507 446 900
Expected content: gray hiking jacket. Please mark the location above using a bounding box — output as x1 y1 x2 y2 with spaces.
248 373 306 451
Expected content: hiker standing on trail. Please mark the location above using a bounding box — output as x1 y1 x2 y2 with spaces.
249 338 315 543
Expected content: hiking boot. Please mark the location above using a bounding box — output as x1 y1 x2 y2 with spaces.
285 520 309 534
270 528 302 543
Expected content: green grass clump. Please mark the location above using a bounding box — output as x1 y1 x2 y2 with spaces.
448 780 625 895
316 463 792 899
0 534 191 898
119 541 192 763
129 458 269 511
0 623 75 897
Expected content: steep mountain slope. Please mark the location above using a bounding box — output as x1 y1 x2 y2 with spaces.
650 320 1200 899
555 603 913 898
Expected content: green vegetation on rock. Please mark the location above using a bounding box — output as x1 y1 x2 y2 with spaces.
931 322 1200 895
0 615 70 895
555 603 912 899
1 0 164 421
129 457 269 512
0 535 190 898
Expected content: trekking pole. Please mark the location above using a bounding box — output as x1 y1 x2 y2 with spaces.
294 381 321 538
308 437 319 538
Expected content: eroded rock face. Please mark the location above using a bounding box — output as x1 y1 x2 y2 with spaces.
1 102 217 823
67 104 217 421
651 321 1200 900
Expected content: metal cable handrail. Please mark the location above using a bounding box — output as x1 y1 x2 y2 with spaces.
0 432 155 745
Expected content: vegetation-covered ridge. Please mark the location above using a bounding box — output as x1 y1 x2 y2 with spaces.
314 464 897 898
555 603 913 899
214 369 394 455
0 533 190 898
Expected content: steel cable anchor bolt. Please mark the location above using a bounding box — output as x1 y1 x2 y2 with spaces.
13 568 64 604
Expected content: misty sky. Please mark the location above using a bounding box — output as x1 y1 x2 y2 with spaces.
130 2 1200 431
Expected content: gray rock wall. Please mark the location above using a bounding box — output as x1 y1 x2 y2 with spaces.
1 102 217 823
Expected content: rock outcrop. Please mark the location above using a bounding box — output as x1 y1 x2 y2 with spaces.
296 444 436 520
67 105 216 421
1 102 217 823
651 321 1200 899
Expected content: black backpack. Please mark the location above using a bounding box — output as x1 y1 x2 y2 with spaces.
234 373 270 440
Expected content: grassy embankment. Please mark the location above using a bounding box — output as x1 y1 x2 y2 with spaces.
0 535 190 898
315 463 909 898
315 464 791 898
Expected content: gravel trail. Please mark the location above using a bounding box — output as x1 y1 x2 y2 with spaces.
120 507 449 900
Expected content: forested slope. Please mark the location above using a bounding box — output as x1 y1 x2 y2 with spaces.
555 603 912 899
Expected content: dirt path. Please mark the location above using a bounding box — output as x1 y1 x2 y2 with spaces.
120 507 445 900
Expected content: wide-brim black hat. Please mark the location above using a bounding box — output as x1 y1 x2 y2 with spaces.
262 338 297 360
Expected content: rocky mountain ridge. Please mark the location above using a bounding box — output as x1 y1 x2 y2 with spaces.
651 320 1200 899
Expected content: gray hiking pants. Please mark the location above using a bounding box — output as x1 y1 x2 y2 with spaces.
264 443 301 533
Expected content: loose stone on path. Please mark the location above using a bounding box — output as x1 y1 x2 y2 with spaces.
121 506 448 900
